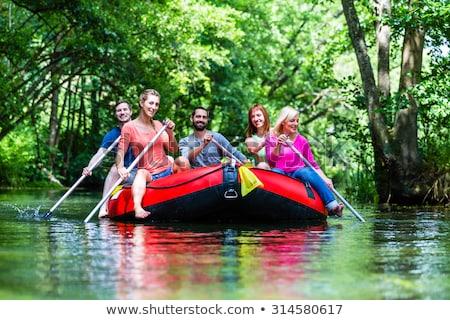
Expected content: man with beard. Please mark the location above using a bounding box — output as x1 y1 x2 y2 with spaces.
179 107 248 168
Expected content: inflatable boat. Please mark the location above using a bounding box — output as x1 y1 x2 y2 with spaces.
107 163 328 223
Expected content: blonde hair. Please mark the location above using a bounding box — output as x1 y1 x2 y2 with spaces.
272 106 299 136
139 89 160 104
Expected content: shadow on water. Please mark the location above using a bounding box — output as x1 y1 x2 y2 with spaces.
0 189 449 299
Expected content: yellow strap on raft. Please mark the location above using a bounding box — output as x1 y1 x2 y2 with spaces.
111 185 123 196
238 164 264 197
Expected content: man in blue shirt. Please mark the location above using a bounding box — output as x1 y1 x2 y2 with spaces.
83 100 136 217
179 107 248 168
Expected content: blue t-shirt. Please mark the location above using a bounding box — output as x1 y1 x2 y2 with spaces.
101 127 134 168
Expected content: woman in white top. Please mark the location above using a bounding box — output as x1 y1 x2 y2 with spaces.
244 104 272 169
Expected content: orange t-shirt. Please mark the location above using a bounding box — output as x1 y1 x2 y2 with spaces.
119 120 170 175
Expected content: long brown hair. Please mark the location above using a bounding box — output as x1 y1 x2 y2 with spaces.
245 104 271 138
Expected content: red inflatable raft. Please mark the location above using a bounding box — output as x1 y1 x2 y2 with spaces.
107 163 328 222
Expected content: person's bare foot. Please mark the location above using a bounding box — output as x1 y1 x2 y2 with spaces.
329 203 344 217
134 207 151 219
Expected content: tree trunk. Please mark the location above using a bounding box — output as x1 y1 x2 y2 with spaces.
390 7 425 202
48 32 64 169
342 0 427 204
375 0 391 99
48 74 60 169
341 0 393 202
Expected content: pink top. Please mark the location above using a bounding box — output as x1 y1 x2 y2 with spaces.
119 120 170 175
265 134 320 173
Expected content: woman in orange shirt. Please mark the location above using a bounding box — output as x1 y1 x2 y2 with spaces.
116 89 189 219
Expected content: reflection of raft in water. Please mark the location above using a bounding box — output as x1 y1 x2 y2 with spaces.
107 163 328 223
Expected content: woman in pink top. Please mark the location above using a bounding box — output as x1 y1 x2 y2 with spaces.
116 89 189 219
265 106 343 217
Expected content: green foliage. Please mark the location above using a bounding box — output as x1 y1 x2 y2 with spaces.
0 0 378 195
0 0 448 205
0 125 52 187
416 55 450 167
334 0 450 202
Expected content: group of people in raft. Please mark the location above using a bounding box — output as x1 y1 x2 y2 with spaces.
83 88 344 219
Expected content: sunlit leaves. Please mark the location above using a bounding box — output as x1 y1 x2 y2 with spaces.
1 0 448 195
138 0 245 106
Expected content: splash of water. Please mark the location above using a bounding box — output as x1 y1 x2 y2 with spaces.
2 203 42 219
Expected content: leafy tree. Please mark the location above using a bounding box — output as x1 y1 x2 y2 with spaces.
0 0 248 186
1 0 448 208
340 0 450 203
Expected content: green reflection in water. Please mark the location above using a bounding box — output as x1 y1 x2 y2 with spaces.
0 190 449 299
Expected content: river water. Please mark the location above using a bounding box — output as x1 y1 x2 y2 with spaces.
0 189 448 300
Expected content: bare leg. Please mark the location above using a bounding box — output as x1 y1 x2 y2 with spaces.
132 169 151 219
99 166 120 218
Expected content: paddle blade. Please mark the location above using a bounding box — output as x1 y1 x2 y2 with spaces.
238 166 264 197
39 211 53 219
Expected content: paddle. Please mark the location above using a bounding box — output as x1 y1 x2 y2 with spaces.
40 136 121 218
211 138 244 165
83 123 168 223
285 140 365 222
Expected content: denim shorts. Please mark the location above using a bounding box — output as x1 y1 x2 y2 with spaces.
151 166 173 181
123 167 137 185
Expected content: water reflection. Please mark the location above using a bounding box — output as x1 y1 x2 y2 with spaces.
371 211 449 299
95 222 329 299
1 190 449 299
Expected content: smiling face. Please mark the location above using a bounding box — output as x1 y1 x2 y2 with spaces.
115 102 132 124
251 109 265 130
191 108 209 131
140 94 160 118
281 114 299 134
